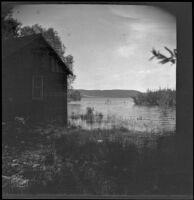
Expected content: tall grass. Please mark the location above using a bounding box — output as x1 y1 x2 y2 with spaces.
70 107 103 124
133 88 176 107
3 120 192 195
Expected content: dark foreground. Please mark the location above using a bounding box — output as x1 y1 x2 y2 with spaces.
2 120 192 195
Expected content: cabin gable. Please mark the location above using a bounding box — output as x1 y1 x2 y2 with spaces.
2 34 70 125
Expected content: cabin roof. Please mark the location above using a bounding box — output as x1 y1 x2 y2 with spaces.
2 34 73 75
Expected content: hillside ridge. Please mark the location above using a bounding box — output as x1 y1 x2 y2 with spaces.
76 89 141 98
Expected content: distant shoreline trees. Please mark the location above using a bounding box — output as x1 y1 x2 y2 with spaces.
68 90 82 101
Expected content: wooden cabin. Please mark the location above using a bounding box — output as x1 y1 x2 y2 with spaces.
2 34 72 125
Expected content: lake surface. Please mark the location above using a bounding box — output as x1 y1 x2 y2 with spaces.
68 97 176 133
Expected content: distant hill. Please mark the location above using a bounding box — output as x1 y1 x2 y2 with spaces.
77 90 141 98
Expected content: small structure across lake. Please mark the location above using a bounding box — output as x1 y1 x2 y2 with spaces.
2 34 73 125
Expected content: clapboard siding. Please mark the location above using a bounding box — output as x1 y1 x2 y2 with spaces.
2 34 70 125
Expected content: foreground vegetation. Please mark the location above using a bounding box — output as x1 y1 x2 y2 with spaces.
2 118 192 196
133 88 176 107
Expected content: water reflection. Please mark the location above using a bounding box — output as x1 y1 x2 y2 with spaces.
68 97 176 132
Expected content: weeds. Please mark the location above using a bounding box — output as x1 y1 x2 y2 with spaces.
133 88 176 107
70 107 104 125
3 121 191 195
69 105 175 132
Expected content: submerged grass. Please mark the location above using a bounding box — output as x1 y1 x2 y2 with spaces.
69 106 175 133
70 107 103 124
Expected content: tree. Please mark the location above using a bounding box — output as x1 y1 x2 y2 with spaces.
1 3 21 40
150 46 177 65
62 55 76 98
63 55 76 88
1 3 13 19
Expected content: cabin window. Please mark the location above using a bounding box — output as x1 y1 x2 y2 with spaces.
32 75 43 100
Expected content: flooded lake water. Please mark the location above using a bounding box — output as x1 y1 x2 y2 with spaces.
68 97 176 133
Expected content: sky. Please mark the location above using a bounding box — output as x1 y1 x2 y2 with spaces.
13 4 176 92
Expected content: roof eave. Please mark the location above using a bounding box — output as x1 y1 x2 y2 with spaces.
39 34 74 76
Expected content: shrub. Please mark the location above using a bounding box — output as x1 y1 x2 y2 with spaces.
133 88 176 107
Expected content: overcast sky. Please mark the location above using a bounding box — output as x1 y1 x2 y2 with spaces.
13 4 176 92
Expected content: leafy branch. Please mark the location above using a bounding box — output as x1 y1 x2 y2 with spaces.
150 47 177 65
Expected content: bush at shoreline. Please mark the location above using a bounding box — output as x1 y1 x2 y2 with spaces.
133 88 176 107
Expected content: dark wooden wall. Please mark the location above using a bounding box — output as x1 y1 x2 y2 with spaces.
2 39 68 125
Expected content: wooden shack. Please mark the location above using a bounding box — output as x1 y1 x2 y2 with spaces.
2 34 72 125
